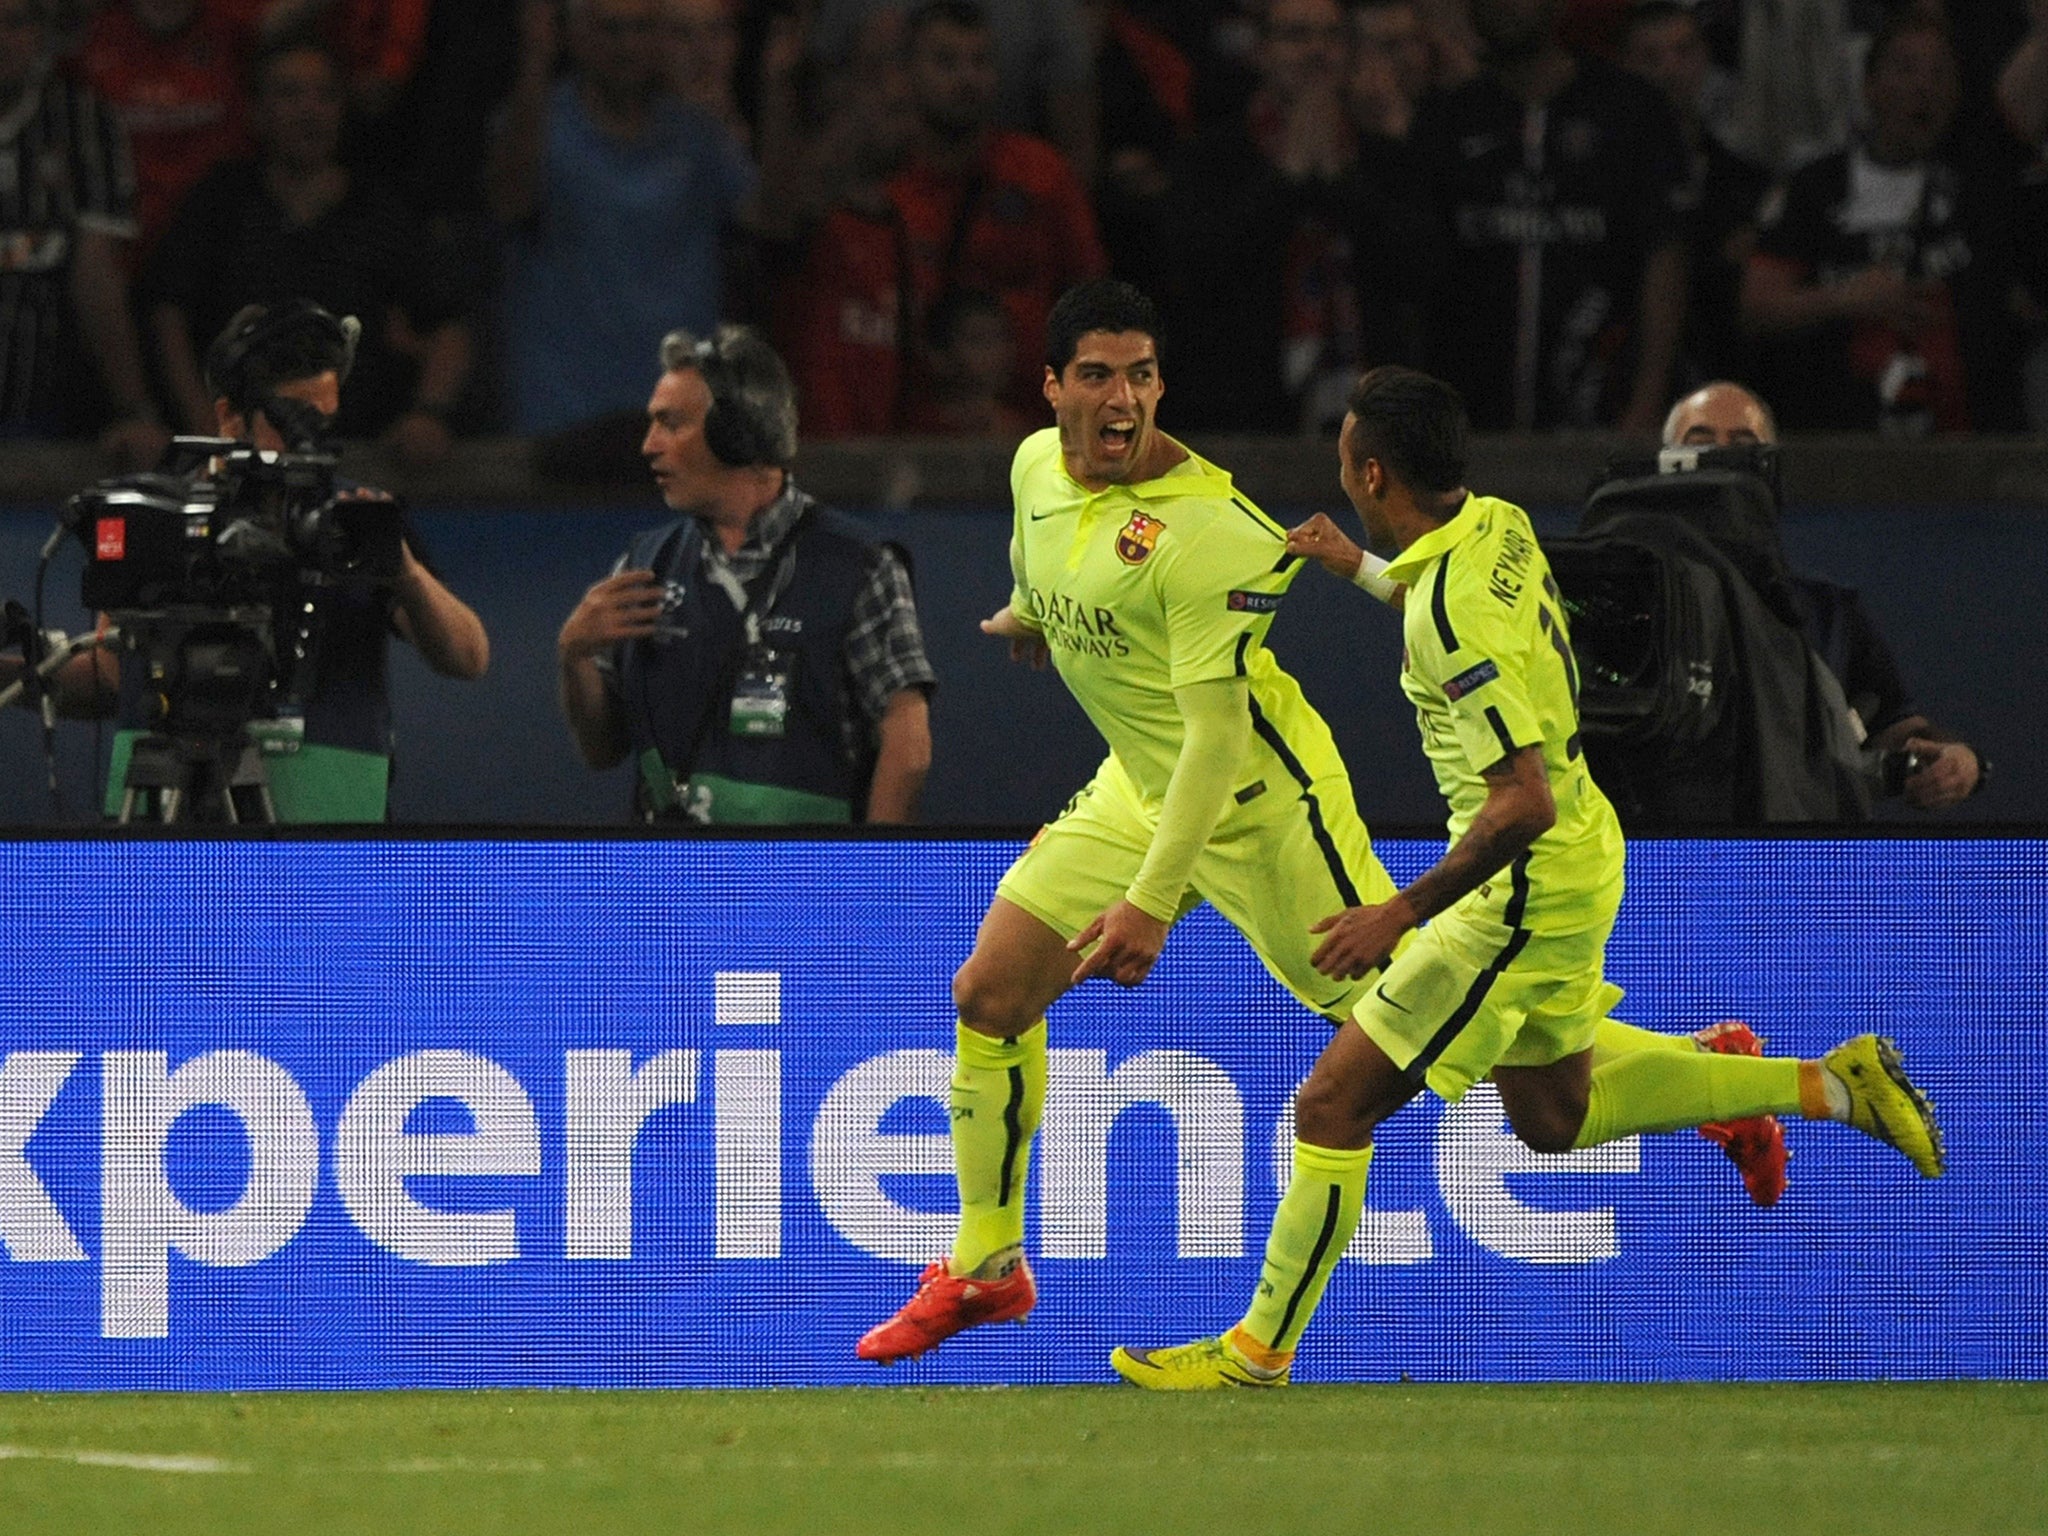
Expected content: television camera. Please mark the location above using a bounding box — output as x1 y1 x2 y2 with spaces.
1546 442 1881 824
57 433 403 821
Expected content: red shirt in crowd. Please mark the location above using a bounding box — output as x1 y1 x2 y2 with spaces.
886 129 1107 413
776 203 908 438
75 2 254 255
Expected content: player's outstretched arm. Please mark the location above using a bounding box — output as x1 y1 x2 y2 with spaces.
1285 514 1405 610
1310 745 1556 979
1070 676 1251 988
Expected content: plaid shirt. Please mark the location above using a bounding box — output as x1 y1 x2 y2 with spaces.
606 479 935 751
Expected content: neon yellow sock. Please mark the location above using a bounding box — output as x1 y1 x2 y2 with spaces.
1238 1142 1372 1355
1572 1049 1803 1148
1592 1018 1697 1061
950 1020 1046 1275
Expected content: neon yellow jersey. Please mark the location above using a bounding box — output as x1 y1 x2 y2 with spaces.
1382 494 1625 930
1007 426 1345 807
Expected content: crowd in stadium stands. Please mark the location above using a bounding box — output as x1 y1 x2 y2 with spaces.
4 0 2044 467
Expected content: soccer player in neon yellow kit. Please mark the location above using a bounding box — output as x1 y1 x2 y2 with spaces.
857 279 1413 1363
1111 366 1946 1389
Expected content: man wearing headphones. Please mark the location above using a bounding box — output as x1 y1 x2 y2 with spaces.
558 324 935 824
45 299 489 821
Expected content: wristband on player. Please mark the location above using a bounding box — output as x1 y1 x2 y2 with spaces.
1351 551 1400 605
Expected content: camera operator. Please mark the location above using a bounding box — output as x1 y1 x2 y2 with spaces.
557 324 935 825
31 299 489 822
1663 381 1985 810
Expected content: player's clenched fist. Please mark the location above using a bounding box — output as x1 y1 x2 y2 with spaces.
1285 513 1366 581
559 569 666 659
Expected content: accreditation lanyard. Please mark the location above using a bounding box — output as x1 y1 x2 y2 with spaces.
702 513 805 739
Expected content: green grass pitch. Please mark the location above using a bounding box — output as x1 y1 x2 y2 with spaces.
2 1384 2041 1535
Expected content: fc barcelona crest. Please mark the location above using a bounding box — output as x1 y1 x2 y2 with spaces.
1115 512 1164 565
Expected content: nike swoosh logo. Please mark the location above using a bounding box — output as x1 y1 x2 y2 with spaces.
1029 509 1064 521
1374 985 1412 1014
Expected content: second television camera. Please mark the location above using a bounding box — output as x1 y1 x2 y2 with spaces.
1546 443 1875 824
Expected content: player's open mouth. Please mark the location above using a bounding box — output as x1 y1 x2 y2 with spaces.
1099 423 1135 453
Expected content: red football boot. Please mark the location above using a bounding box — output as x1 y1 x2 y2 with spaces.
1694 1021 1789 1208
856 1256 1037 1363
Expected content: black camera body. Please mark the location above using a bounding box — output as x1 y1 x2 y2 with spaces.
67 437 403 749
1546 444 1874 824
72 437 401 611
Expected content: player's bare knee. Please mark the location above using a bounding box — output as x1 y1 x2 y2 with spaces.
1294 1068 1374 1148
951 960 1036 1035
1503 1098 1585 1155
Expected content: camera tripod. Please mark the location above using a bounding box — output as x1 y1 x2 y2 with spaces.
118 728 279 825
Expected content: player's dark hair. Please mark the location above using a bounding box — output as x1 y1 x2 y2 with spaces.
659 323 799 469
1344 366 1469 496
1044 279 1163 376
205 300 359 416
1863 12 1952 85
907 0 988 45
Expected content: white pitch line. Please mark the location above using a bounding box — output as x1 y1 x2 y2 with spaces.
383 1457 549 1475
0 1444 248 1475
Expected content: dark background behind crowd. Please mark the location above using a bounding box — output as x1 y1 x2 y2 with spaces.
5 0 2046 472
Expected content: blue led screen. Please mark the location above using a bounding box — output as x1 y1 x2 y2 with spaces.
0 836 2040 1388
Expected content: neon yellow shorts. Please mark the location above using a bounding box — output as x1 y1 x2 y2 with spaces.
997 754 1399 1021
1353 891 1624 1103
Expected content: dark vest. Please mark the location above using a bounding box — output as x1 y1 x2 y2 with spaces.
616 502 881 823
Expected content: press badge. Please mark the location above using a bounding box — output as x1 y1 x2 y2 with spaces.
729 647 791 737
248 711 306 756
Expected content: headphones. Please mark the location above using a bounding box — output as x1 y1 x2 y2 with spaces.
671 327 797 469
204 299 361 417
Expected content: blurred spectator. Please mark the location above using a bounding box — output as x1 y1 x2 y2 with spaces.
1619 0 1769 388
76 0 256 260
1713 0 1856 176
772 56 920 437
1997 0 2048 149
900 286 1037 437
1410 0 1482 89
1411 0 1689 432
1741 16 2018 433
489 0 761 437
1083 0 1195 290
219 0 430 124
1996 0 2048 429
0 0 166 464
661 0 746 146
354 0 519 218
886 0 1107 418
805 0 1099 180
145 34 471 463
1161 0 1428 432
1347 0 1434 140
1559 0 1633 57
